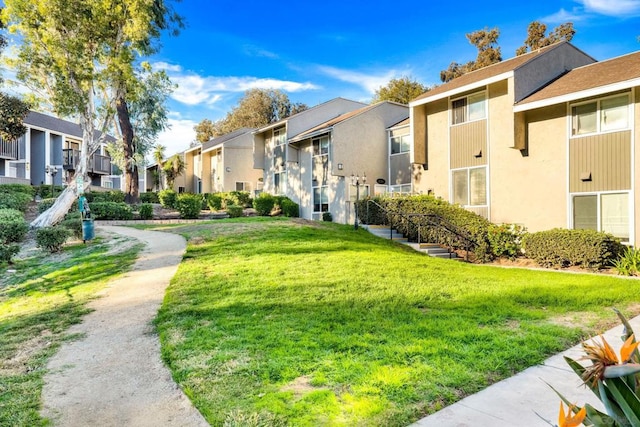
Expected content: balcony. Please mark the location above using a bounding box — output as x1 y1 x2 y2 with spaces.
0 138 18 160
63 149 112 175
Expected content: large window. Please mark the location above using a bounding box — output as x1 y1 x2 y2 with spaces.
573 192 629 241
572 94 629 136
451 91 486 125
452 167 487 207
390 133 410 155
274 171 287 195
273 126 286 145
312 136 329 212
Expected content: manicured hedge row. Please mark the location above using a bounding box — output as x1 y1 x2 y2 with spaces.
88 202 133 220
0 191 32 212
84 190 125 203
522 228 624 269
0 184 35 196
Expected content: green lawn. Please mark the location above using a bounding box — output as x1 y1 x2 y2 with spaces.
0 236 141 426
153 217 640 426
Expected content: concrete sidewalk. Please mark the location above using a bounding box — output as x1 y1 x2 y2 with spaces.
411 314 640 426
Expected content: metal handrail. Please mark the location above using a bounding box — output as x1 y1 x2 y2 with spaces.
363 199 476 261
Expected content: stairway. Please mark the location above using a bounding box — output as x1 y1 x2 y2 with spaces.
362 224 462 260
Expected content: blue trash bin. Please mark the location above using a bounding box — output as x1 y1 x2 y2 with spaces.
82 218 95 242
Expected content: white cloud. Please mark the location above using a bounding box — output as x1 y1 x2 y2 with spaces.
316 66 400 94
153 117 198 158
541 7 584 23
581 0 640 16
151 62 320 107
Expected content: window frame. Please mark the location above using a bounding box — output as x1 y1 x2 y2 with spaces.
450 91 486 126
450 166 487 208
312 135 330 213
570 93 630 137
390 133 411 155
571 191 631 242
273 126 287 146
274 170 287 195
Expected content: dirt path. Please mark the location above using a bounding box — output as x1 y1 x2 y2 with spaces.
41 226 209 427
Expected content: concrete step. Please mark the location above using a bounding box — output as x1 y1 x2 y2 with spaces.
363 225 463 261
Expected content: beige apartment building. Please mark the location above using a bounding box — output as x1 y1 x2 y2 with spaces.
409 42 640 245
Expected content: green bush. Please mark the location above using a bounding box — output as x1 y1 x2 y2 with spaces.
487 223 527 259
90 190 125 203
140 192 159 204
0 191 32 212
0 208 29 243
59 217 83 239
522 228 624 269
175 193 202 219
613 247 640 276
0 184 35 196
207 194 223 211
322 212 333 222
88 202 133 220
355 196 388 225
279 197 299 218
158 189 177 209
226 204 243 218
36 226 70 253
0 243 19 263
35 185 63 199
229 191 252 208
138 203 153 220
253 193 276 216
38 198 56 213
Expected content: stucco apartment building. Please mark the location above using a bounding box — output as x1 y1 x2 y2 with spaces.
409 41 640 245
0 111 115 189
254 98 409 223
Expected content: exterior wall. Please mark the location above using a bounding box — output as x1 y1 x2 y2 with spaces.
389 125 411 187
286 99 367 138
413 99 449 198
221 144 263 192
635 87 640 246
182 149 199 193
450 120 487 169
201 151 212 193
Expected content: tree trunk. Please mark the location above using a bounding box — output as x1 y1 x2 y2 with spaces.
116 93 139 204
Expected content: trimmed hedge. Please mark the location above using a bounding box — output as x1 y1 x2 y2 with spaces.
0 191 32 212
140 192 159 204
206 194 223 211
138 203 153 220
0 208 29 243
175 193 202 219
522 228 624 269
158 189 177 209
87 190 125 203
253 193 276 216
0 184 35 196
280 197 299 218
88 202 133 220
36 226 70 253
0 243 19 263
226 204 243 218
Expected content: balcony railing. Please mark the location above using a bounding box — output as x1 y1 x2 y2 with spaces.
0 138 18 160
62 149 112 175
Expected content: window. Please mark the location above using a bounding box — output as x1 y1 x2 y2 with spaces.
273 126 286 146
451 92 486 125
390 134 410 155
274 171 287 195
451 167 487 207
572 94 629 136
390 184 412 194
573 192 629 241
236 182 246 191
312 136 329 212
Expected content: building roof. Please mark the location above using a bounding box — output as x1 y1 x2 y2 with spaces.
24 111 116 142
411 42 580 105
202 127 254 151
388 117 410 130
515 50 640 109
288 102 407 143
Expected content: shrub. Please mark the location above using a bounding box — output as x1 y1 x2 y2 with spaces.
88 202 133 220
0 208 29 243
322 212 333 222
229 191 252 208
0 184 35 196
175 193 202 219
59 217 83 239
36 226 69 252
226 204 244 218
522 228 624 269
253 193 276 216
280 197 299 217
90 190 125 203
158 189 177 209
140 192 159 204
487 223 526 259
0 243 19 263
138 203 153 220
38 198 56 213
355 196 388 225
0 191 32 212
612 246 640 276
207 194 223 211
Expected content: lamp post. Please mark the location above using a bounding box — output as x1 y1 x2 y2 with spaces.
45 165 58 197
351 172 366 230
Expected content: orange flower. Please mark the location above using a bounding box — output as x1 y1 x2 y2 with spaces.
620 334 639 363
558 401 586 427
581 336 619 386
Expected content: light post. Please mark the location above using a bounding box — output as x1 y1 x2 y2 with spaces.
351 172 366 230
45 165 58 197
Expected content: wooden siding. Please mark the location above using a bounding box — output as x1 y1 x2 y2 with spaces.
450 120 487 169
569 130 631 192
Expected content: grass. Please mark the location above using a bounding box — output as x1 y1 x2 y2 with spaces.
152 217 640 426
0 236 142 426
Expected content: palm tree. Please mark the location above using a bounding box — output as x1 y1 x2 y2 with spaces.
162 153 185 189
152 144 166 190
